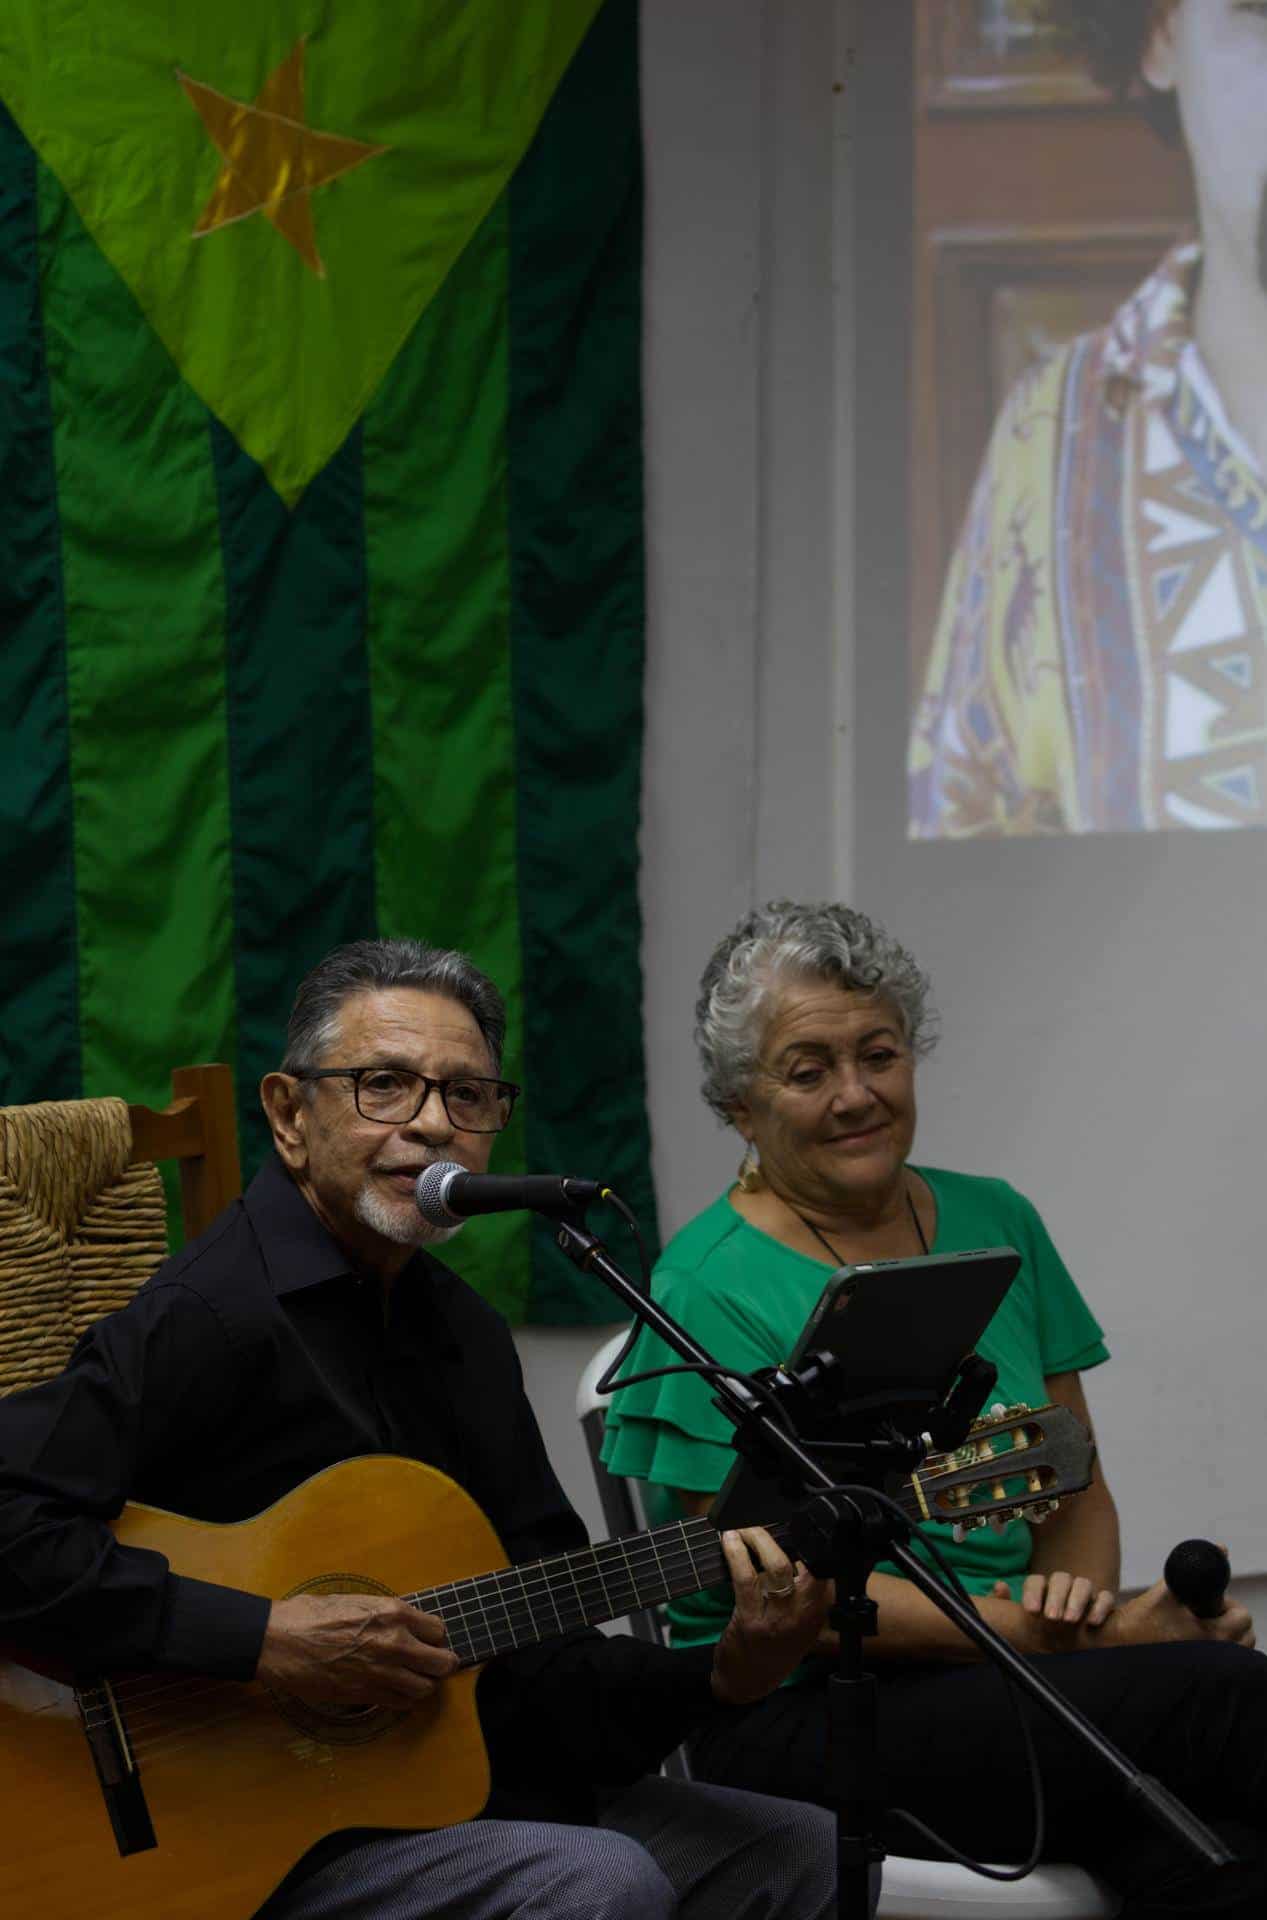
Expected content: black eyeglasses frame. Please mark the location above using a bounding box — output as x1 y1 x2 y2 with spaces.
291 1067 522 1134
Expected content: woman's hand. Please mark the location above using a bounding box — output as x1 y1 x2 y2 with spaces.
1099 1578 1256 1652
991 1572 1115 1629
990 1569 1256 1653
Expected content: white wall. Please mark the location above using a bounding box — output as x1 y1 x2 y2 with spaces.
515 0 850 1542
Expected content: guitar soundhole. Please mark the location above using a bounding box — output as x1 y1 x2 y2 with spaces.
266 1571 412 1747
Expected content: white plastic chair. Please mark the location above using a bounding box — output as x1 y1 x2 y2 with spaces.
576 1327 692 1778
577 1331 1121 1919
875 1859 1118 1918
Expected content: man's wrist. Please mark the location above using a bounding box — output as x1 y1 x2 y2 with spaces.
708 1639 776 1708
708 1657 752 1707
156 1574 272 1680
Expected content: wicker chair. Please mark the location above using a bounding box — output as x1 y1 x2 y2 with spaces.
0 1064 241 1395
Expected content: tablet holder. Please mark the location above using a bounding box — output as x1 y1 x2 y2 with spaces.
550 1204 1234 1920
716 1343 1001 1487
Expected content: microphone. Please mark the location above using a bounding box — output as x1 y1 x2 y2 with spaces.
415 1161 603 1229
1163 1539 1231 1620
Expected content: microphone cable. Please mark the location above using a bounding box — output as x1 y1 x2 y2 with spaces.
571 1192 1049 1878
813 1474 1048 1881
596 1346 1050 1883
589 1187 658 1394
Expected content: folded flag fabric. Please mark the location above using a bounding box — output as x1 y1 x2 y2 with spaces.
0 0 658 1322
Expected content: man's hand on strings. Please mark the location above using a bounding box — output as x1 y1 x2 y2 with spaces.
257 1592 458 1709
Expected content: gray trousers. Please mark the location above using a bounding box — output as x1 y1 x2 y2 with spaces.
256 1777 839 1919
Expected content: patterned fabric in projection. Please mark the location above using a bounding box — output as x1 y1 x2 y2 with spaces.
0 0 657 1322
909 243 1267 836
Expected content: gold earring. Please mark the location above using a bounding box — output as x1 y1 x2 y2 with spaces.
737 1144 765 1193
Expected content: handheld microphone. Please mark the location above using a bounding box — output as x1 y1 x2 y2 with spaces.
414 1161 602 1229
1163 1539 1231 1620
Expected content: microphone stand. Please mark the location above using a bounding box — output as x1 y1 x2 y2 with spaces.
549 1209 1234 1920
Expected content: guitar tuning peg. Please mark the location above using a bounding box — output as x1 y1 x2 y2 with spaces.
989 1513 1010 1534
952 1523 967 1544
989 1402 1007 1419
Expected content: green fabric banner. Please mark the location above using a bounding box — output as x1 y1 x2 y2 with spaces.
0 0 657 1323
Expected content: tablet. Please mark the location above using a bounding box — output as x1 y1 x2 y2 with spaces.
709 1245 1020 1530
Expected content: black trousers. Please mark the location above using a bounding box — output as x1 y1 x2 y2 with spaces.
689 1643 1267 1919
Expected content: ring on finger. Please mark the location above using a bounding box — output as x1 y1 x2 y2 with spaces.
762 1579 795 1600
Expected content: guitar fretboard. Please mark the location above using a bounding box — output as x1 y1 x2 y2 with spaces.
400 1404 1080 1668
405 1517 748 1667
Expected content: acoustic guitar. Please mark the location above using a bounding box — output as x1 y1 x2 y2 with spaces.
0 1401 1091 1919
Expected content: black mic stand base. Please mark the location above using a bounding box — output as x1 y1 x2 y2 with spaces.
825 1536 886 1917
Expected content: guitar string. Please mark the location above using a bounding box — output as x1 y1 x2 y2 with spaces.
81 1675 271 1734
81 1521 731 1715
91 1533 1062 1764
116 1534 738 1755
83 1415 1043 1717
83 1543 982 1758
84 1589 638 1739
430 1444 1040 1630
80 1670 243 1713
77 1459 1055 1735
79 1551 710 1734
81 1526 735 1739
127 1699 278 1764
77 1425 1060 1741
395 1519 734 1609
107 1502 1037 1765
121 1508 1057 1768
114 1541 736 1754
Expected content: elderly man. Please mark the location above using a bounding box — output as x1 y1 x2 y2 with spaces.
0 938 837 1920
909 0 1267 836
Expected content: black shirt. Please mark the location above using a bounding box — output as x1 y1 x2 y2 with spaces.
0 1155 721 1819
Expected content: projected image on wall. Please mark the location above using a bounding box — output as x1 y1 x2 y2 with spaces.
907 0 1266 837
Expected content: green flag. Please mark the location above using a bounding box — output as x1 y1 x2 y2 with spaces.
0 0 658 1322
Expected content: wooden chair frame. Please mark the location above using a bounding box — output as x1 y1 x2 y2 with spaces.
126 1063 242 1240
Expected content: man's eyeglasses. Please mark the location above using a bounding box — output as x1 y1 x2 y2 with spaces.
293 1067 521 1134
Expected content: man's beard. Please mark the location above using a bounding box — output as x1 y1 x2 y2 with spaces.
354 1178 464 1248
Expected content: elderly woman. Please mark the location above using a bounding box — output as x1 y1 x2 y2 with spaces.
602 902 1267 1917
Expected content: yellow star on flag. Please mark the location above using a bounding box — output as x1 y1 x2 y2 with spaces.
178 39 386 278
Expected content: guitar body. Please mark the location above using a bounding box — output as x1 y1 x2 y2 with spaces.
0 1402 1093 1920
0 1456 505 1920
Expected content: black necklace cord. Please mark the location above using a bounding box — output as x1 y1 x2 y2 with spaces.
794 1174 930 1265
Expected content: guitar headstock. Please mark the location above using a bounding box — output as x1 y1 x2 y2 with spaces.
906 1402 1095 1537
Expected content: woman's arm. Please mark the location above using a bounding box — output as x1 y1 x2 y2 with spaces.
1015 1370 1120 1625
863 1372 1119 1657
665 1349 1251 1663
672 1370 1119 1662
669 1487 1103 1663
860 1372 1123 1656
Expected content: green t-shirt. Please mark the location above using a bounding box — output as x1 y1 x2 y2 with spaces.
600 1166 1109 1648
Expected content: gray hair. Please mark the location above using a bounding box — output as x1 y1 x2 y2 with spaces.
282 938 507 1076
695 900 937 1122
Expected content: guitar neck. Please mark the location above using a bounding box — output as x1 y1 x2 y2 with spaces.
405 1399 1088 1668
405 1516 738 1667
405 1490 914 1667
